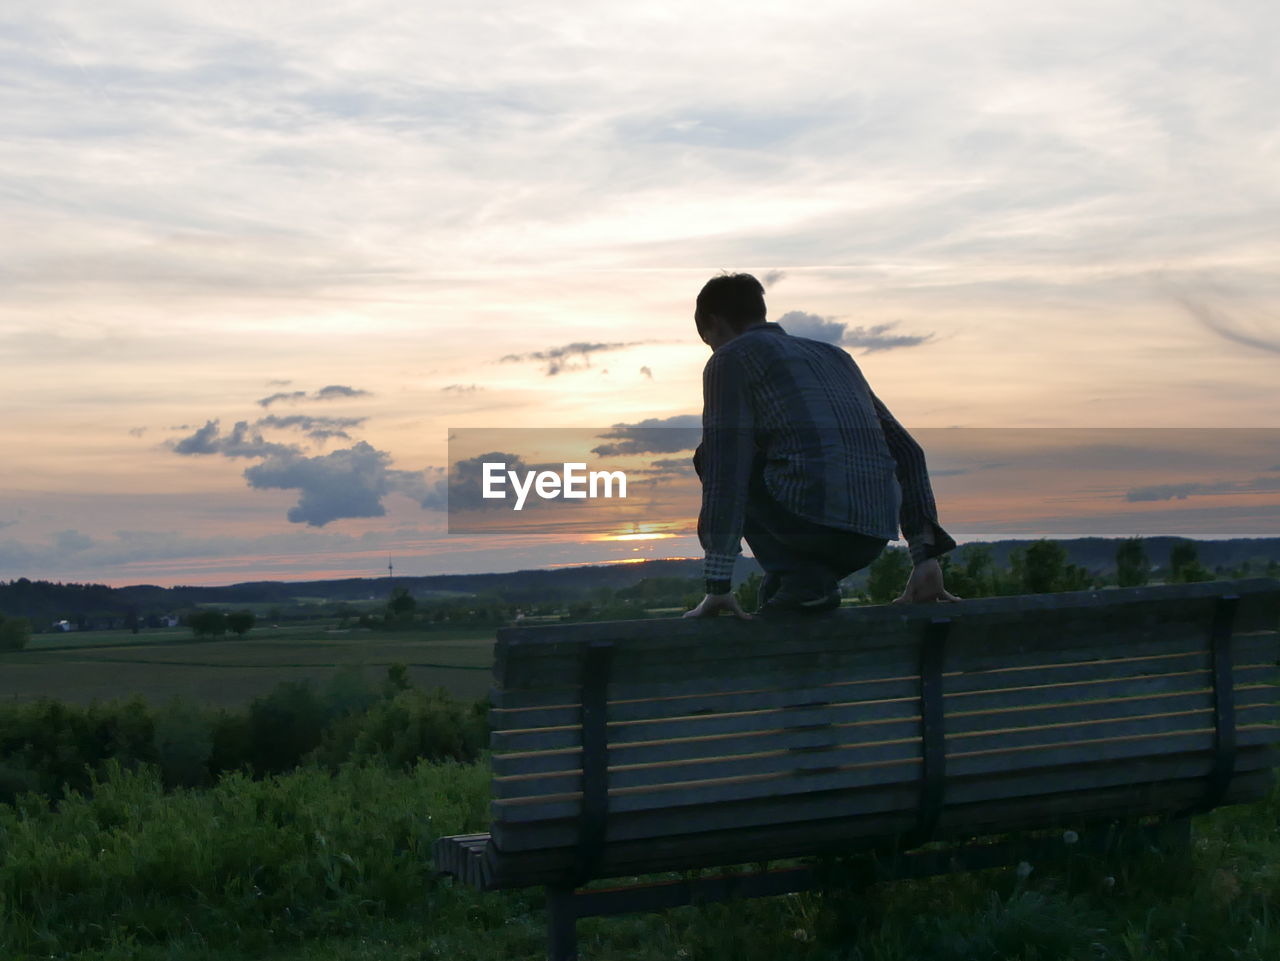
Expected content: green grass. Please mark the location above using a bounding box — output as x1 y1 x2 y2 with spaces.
4 759 1280 961
0 627 497 707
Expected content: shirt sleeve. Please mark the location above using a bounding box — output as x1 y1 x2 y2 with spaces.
869 389 957 564
698 348 756 592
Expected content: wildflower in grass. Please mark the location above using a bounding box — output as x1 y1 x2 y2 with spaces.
793 928 811 942
1062 830 1079 845
1102 876 1116 890
1016 861 1034 880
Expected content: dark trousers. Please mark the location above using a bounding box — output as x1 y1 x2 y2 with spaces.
743 468 888 590
697 445 888 590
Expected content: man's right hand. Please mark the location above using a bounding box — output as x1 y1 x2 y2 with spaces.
892 558 962 604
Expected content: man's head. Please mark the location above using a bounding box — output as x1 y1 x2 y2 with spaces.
695 273 766 349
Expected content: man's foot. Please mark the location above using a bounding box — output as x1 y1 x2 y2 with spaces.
758 581 842 617
754 572 782 614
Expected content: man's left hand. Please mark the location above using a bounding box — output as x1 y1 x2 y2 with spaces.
683 593 753 620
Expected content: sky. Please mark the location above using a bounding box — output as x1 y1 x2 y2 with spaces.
2 0 1279 587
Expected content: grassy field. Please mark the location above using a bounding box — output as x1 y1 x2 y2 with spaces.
0 625 497 707
4 756 1280 961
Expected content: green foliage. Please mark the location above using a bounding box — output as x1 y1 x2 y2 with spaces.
246 680 332 775
0 611 31 650
310 687 487 771
1117 536 1152 587
226 609 257 637
387 587 417 624
1170 540 1212 583
189 609 228 638
1021 539 1067 593
736 572 762 612
866 547 912 603
0 671 487 802
0 757 489 958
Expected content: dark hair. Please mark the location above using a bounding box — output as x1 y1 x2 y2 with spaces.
695 273 766 333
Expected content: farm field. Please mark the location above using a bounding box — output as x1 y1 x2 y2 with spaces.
0 625 497 707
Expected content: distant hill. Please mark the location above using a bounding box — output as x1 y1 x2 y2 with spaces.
3 537 1279 624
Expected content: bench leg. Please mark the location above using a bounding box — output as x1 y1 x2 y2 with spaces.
547 885 578 961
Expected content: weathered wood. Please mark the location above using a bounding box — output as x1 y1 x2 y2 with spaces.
489 749 1278 856
490 681 1278 778
480 768 1275 887
493 583 1280 695
496 579 1279 653
491 693 1278 796
490 625 1279 715
487 654 1276 758
492 719 1280 826
489 647 1208 722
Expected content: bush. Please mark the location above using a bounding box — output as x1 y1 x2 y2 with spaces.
311 686 487 771
0 671 489 808
246 680 329 775
189 609 228 637
226 609 256 637
0 611 31 651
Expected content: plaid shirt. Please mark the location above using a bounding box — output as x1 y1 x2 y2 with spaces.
699 322 956 588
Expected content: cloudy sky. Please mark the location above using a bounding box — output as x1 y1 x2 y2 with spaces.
2 0 1278 586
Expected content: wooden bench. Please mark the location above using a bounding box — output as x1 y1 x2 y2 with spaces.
434 578 1280 960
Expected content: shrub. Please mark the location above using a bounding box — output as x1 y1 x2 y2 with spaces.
0 611 31 651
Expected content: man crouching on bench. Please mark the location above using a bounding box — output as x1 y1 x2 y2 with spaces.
683 273 961 619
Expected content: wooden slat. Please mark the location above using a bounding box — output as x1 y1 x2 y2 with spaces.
488 656 1277 757
496 579 1280 655
491 682 1278 778
491 684 1279 787
491 700 1278 799
483 760 1277 872
491 624 1279 716
492 582 1280 695
492 718 1280 824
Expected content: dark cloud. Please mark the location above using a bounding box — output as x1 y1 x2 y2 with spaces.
633 456 698 478
640 366 654 379
1125 476 1280 502
1172 293 1280 355
128 426 147 438
316 384 371 399
55 529 95 552
243 442 445 526
761 269 787 289
844 322 934 353
266 379 293 386
257 390 308 408
591 415 701 456
257 385 372 407
501 341 639 376
172 420 300 458
777 310 934 352
777 310 848 344
257 414 367 442
0 519 18 531
448 452 540 513
442 384 482 393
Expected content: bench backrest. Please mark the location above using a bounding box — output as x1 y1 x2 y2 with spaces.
484 579 1280 885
